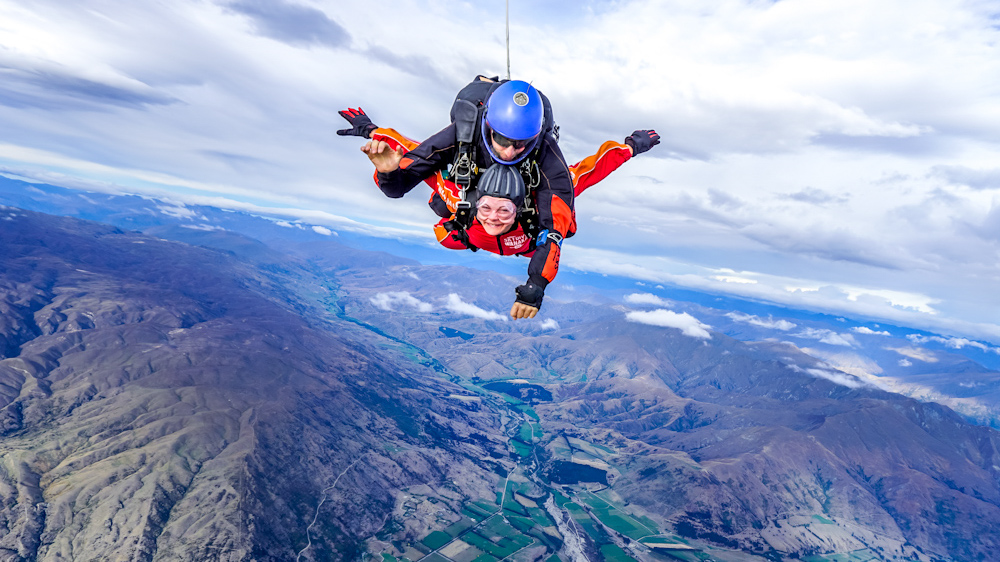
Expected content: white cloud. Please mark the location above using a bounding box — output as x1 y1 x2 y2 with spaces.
625 309 712 339
624 293 672 307
887 346 939 363
156 204 203 221
539 319 559 330
444 293 507 322
907 334 999 354
801 349 883 378
370 292 432 313
726 312 796 331
787 364 864 388
180 223 224 231
852 326 891 336
311 225 334 236
805 368 864 389
713 275 757 285
794 328 858 347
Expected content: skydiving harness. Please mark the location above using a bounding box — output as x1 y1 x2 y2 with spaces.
445 76 555 250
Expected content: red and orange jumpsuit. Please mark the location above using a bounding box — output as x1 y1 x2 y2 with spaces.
370 127 633 289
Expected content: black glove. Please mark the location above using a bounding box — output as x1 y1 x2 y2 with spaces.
444 220 477 251
515 282 544 309
624 129 660 156
337 107 378 138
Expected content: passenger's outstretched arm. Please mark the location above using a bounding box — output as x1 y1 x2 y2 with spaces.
569 129 660 196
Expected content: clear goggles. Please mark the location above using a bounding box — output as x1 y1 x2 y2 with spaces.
476 199 517 220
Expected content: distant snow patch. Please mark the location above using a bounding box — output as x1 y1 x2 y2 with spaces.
539 319 559 330
312 225 335 236
624 293 671 307
726 312 796 331
370 292 432 313
626 309 711 339
445 294 507 321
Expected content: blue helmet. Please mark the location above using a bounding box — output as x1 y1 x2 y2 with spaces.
482 80 544 164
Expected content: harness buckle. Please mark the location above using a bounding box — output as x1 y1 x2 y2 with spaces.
455 200 475 228
454 151 474 190
536 229 563 247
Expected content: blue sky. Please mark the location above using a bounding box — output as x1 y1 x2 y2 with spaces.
2 0 1000 343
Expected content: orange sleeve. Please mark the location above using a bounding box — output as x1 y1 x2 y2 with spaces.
370 128 446 193
434 219 469 250
541 244 561 284
569 140 633 197
370 128 420 152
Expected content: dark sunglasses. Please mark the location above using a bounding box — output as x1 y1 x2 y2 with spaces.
491 130 535 150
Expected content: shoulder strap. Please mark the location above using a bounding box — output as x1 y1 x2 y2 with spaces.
450 76 504 228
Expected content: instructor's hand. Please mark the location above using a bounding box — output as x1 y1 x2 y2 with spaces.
510 302 539 320
512 282 544 319
361 140 406 174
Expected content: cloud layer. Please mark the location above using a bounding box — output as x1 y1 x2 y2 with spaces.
2 0 1000 343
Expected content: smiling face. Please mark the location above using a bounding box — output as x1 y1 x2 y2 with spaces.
476 196 518 235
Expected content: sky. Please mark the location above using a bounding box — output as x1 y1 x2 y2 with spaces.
2 0 1000 343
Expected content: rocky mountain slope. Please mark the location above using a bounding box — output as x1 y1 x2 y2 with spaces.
3 201 1000 561
0 207 507 561
327 251 1000 561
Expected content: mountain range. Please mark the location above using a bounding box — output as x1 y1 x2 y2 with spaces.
2 175 1000 561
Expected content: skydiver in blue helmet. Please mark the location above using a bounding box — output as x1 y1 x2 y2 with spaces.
364 78 575 320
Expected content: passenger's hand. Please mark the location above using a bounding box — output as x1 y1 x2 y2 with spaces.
510 302 539 320
625 130 660 156
361 140 406 173
337 107 378 138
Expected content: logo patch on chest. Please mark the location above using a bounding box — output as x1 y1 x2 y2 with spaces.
503 233 530 249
